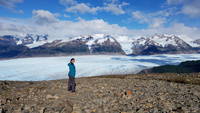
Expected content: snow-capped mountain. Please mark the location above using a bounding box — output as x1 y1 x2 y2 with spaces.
0 34 125 58
176 36 200 48
0 34 48 46
131 34 197 55
114 35 133 54
1 33 200 58
192 39 200 45
16 34 48 47
28 34 125 55
72 34 124 53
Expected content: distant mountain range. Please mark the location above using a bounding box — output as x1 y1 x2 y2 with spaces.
193 39 200 45
131 34 200 55
0 33 200 58
0 34 124 58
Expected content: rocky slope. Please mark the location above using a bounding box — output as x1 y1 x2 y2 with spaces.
0 34 48 58
1 73 200 113
139 60 200 74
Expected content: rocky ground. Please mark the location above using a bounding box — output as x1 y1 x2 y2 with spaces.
1 73 200 113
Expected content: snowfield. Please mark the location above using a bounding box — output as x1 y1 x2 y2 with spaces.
1 54 200 81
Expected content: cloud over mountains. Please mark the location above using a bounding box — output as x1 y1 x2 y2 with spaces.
0 0 200 40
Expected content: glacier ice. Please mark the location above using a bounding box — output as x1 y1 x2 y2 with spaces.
0 54 200 81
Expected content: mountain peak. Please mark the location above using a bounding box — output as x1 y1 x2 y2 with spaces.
1 33 200 58
131 34 194 55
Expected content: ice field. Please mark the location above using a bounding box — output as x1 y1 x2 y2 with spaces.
1 54 200 81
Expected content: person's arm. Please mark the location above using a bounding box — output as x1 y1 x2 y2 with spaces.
68 63 70 69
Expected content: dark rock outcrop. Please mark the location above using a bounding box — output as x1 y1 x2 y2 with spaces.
0 37 29 58
139 60 200 74
24 39 90 56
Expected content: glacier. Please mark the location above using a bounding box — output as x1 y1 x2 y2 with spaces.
1 54 200 81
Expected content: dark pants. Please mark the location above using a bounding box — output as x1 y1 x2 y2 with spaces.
68 76 76 92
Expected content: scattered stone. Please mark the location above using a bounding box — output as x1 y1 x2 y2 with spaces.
46 94 59 99
1 74 200 112
126 90 132 96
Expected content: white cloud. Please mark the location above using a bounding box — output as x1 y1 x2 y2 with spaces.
149 7 177 17
0 0 24 13
132 11 167 28
66 3 100 14
131 7 178 28
59 0 77 6
0 10 131 39
166 0 184 5
32 10 59 25
132 22 200 39
60 0 100 14
0 0 23 8
59 0 127 15
150 18 166 28
182 3 200 17
166 0 200 18
0 9 200 41
165 23 200 39
132 11 148 23
0 17 36 34
102 2 128 15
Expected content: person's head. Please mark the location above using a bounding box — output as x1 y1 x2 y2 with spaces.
70 58 75 63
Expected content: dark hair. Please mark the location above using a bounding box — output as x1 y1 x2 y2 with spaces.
70 58 75 62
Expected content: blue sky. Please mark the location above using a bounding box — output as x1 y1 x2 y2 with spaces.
0 0 200 39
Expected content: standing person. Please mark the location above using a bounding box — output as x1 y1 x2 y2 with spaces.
68 58 76 92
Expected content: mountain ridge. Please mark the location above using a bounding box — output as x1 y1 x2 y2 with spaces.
0 34 125 58
131 34 199 55
0 33 200 58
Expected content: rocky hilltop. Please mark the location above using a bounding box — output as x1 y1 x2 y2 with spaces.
139 60 200 74
1 73 200 113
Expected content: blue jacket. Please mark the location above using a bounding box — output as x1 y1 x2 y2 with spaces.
68 63 76 77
